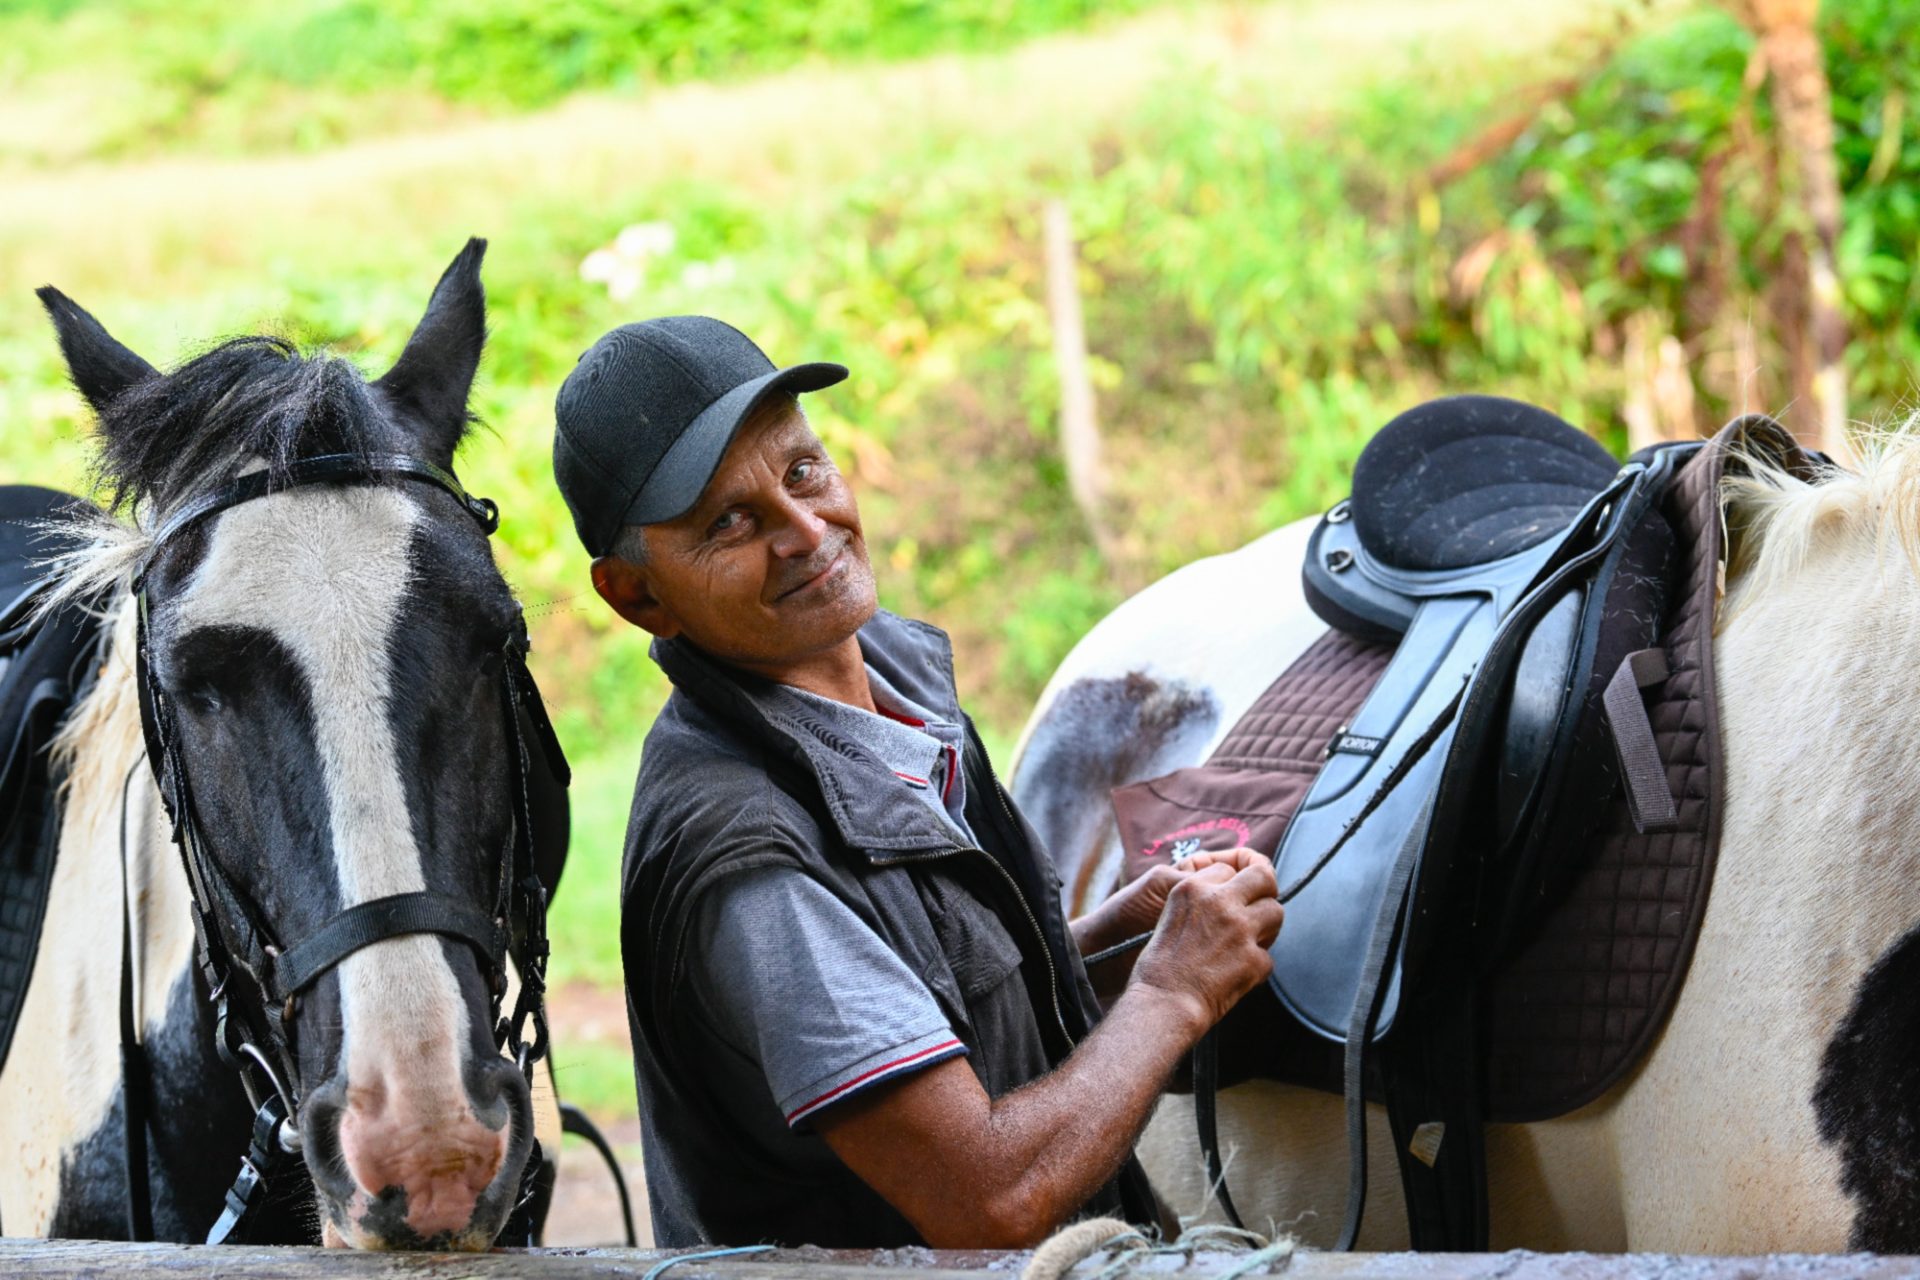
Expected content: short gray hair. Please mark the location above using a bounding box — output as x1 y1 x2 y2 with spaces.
608 523 650 566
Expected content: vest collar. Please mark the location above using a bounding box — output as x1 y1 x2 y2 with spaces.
652 610 973 855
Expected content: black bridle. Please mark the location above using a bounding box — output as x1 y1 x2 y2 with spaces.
123 453 568 1245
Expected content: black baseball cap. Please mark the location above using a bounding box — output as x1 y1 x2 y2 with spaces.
552 316 848 556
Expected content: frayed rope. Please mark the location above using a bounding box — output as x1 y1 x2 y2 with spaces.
1020 1217 1294 1280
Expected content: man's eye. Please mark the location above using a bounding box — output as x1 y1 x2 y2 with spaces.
710 511 743 537
787 460 814 485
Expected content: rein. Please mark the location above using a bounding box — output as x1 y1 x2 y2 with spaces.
121 453 559 1245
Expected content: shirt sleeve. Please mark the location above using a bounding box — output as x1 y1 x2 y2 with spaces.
683 864 968 1129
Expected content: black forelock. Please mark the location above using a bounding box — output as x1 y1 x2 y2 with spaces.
92 335 399 517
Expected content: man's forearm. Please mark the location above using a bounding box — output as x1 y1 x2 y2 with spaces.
818 979 1204 1248
963 981 1203 1243
821 856 1281 1248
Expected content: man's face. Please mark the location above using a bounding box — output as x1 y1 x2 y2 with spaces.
594 403 878 672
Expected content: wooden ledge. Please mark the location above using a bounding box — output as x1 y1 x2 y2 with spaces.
1 1241 1915 1279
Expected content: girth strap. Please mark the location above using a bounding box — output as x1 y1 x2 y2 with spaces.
270 891 507 1001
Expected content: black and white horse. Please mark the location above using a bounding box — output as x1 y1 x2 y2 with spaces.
0 241 558 1249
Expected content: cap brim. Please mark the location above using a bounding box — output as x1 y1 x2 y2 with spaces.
623 361 849 526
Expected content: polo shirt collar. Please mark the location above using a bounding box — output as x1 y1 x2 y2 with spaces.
651 610 976 855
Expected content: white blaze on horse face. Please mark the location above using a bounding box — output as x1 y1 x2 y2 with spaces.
176 484 506 1232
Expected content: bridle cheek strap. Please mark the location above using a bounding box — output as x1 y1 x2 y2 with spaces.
269 891 508 1002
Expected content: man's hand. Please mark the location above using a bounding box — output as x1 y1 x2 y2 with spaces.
1071 863 1185 958
1129 850 1283 1033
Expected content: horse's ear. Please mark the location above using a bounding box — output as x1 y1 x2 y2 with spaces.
375 237 487 464
36 287 160 419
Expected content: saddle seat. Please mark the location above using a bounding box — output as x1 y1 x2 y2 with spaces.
1346 395 1623 574
0 486 108 1073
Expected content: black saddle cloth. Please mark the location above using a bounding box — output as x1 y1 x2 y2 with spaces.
0 485 108 1073
1350 396 1621 572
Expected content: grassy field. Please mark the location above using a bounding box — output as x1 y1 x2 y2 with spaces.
3 0 1914 1121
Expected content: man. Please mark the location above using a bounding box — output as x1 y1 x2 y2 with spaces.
552 316 1283 1249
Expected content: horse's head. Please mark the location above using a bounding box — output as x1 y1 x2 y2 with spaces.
38 241 544 1249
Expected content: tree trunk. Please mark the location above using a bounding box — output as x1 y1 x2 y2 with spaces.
1732 0 1849 456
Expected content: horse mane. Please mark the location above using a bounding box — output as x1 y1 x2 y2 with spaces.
49 593 143 817
95 335 393 517
1722 419 1920 614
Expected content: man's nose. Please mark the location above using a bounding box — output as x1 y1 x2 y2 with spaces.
768 495 830 557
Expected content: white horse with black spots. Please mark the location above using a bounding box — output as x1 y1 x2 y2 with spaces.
1014 420 1920 1251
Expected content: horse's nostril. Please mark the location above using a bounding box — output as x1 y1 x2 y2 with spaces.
298 1080 355 1203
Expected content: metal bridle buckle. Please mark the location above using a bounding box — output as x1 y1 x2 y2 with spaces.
234 1041 301 1151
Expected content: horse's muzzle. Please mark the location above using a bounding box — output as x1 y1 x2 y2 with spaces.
300 1053 533 1250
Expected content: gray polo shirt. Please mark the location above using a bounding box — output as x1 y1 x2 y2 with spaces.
684 666 991 1129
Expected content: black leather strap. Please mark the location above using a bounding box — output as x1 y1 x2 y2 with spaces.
271 892 506 1000
560 1103 637 1247
145 453 498 553
205 1095 292 1246
1192 1030 1244 1229
1335 795 1431 1252
117 763 153 1243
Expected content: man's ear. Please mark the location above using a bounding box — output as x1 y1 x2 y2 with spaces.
591 555 680 638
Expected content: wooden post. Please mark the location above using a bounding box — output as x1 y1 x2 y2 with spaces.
1042 199 1120 569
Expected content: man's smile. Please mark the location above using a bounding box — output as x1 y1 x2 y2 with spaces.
775 540 851 602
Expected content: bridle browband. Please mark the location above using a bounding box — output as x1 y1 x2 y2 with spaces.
126 452 561 1243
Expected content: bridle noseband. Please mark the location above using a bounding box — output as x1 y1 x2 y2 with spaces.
126 452 565 1242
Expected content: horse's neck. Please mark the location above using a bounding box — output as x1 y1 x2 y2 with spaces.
1715 536 1920 1024
0 598 201 1233
49 597 197 1053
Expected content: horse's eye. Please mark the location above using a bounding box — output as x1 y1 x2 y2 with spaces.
182 686 224 714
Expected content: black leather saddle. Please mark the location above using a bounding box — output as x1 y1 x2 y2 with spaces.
0 486 109 1074
1269 396 1693 1248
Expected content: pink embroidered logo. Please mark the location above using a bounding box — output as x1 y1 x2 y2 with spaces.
1140 816 1253 863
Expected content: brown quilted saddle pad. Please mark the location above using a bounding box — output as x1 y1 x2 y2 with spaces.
1110 418 1817 1121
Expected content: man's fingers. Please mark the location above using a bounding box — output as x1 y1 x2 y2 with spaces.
1224 858 1279 902
1178 862 1238 888
1180 847 1264 874
1250 899 1285 948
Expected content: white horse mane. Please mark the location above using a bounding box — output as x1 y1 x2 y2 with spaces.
36 511 151 823
1723 418 1920 614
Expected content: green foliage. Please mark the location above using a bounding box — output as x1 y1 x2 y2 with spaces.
252 0 1156 106
1825 0 1920 402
